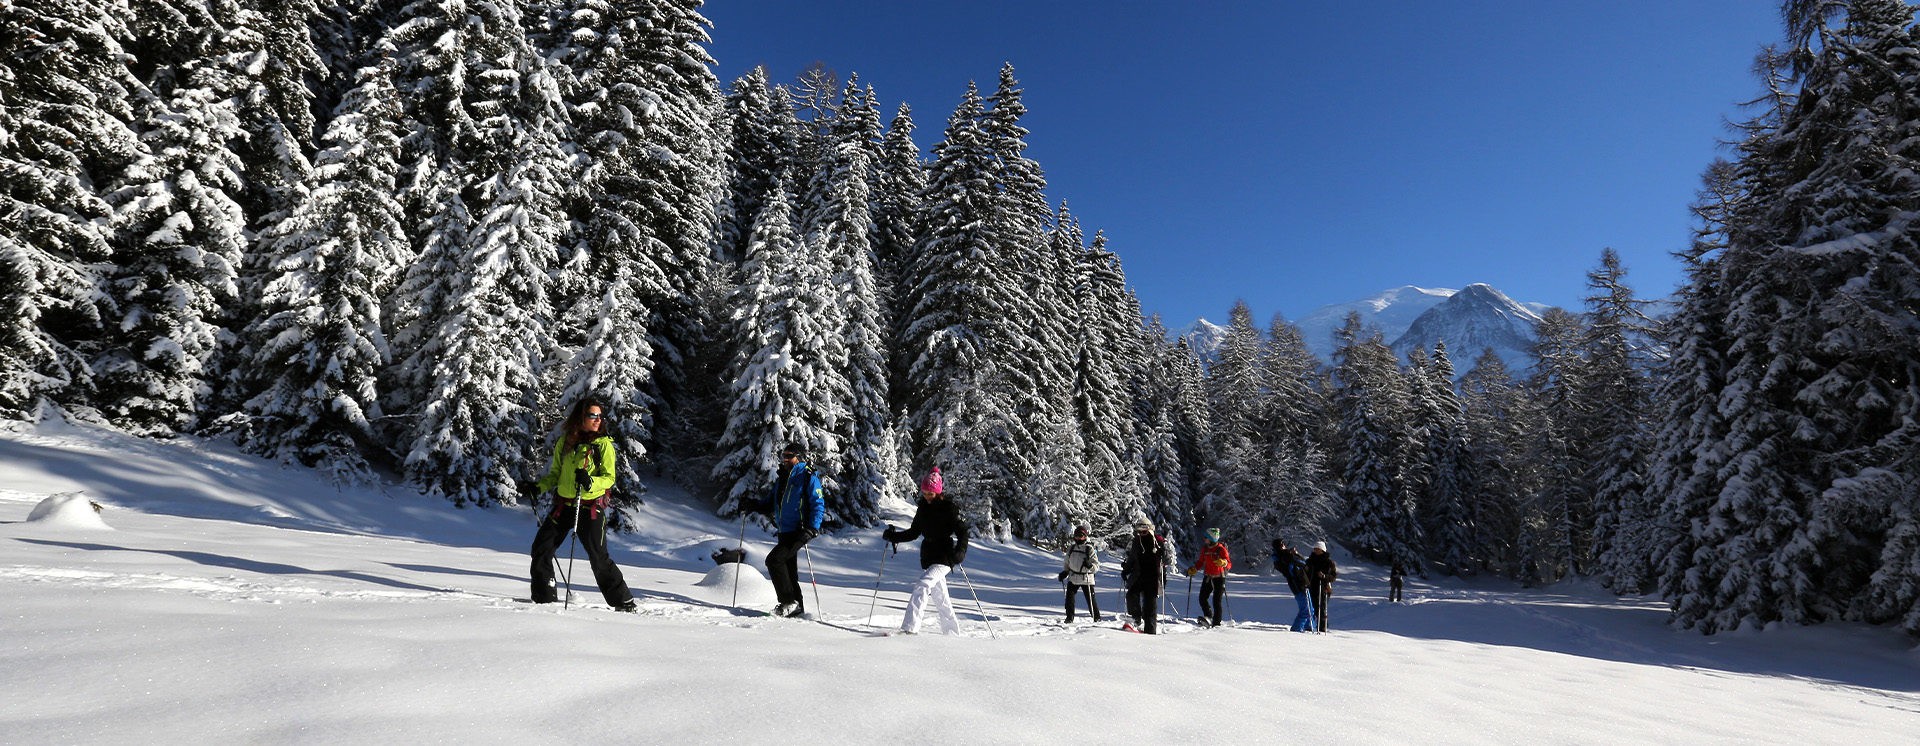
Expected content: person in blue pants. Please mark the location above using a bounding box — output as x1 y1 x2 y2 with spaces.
1273 539 1316 633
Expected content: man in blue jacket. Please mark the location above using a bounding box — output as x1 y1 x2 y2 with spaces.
749 443 825 618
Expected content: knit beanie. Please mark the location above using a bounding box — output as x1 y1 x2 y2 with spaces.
918 467 943 496
1314 541 1328 552
1134 517 1154 533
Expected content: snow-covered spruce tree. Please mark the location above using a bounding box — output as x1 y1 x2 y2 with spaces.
1459 347 1531 576
1329 313 1419 565
97 30 249 436
1259 315 1339 551
1073 226 1149 530
615 0 726 491
978 63 1062 530
543 0 723 504
711 173 846 517
797 76 889 527
1196 301 1270 556
0 0 140 418
1580 249 1658 592
712 67 797 267
900 81 1023 533
232 57 405 483
384 0 566 507
1412 343 1479 576
870 101 926 366
1526 307 1591 580
1669 0 1920 634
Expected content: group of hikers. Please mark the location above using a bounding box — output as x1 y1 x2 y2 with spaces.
525 398 1347 635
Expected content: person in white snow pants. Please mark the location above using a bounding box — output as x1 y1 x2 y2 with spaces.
882 467 970 635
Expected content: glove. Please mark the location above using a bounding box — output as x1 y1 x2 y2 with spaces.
882 525 899 542
1184 567 1197 577
803 528 817 541
1057 570 1069 583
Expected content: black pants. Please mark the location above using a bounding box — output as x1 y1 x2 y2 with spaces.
1065 583 1100 622
766 531 812 610
530 507 632 606
1125 585 1159 634
1197 575 1225 626
1312 584 1332 631
1389 576 1403 602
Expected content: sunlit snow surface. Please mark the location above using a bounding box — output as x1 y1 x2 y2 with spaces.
2 417 1916 742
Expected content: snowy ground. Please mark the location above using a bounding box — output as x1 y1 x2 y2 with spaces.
3 417 1917 743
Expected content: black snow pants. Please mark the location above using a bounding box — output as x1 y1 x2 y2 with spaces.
531 505 633 607
766 530 812 611
1065 583 1100 622
1197 575 1225 627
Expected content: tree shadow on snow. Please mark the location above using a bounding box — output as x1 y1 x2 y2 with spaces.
1333 583 1920 696
18 538 452 594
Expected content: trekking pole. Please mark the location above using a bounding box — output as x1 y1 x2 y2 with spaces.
1185 572 1194 621
866 542 893 627
956 565 996 639
730 513 747 607
804 542 823 617
563 496 584 611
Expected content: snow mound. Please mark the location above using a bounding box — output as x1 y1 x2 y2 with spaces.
695 561 776 606
25 492 112 530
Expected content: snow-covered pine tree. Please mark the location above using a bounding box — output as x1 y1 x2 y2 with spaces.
711 173 844 516
1670 0 1920 634
0 0 140 418
797 76 887 526
1459 347 1530 576
870 101 926 363
542 0 723 504
1579 249 1658 592
1526 307 1591 579
1330 313 1419 565
713 68 797 267
233 57 405 482
97 23 249 436
1074 226 1149 529
1412 342 1478 575
608 0 725 492
1195 301 1268 557
978 63 1060 530
386 0 566 506
900 81 1023 531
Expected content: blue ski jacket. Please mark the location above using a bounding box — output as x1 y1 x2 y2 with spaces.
761 462 825 535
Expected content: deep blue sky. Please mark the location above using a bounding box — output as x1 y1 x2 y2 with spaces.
702 1 1786 326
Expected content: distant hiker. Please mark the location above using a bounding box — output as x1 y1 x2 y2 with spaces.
883 468 970 635
1059 525 1101 623
1184 527 1232 627
1389 561 1406 603
1273 539 1315 632
1307 541 1338 632
529 399 637 612
744 443 824 618
1120 518 1171 634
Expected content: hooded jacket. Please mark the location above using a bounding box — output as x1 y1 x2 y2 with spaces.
759 462 825 535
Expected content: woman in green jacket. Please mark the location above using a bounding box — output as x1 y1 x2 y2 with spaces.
529 399 636 611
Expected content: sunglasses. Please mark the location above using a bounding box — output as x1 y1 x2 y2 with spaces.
780 452 799 459
585 413 605 421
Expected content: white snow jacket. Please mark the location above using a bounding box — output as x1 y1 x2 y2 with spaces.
1062 540 1099 586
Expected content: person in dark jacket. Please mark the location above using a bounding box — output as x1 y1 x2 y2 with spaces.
1306 541 1338 632
1273 539 1315 632
1058 525 1100 623
882 468 970 635
745 443 825 618
1120 518 1171 634
529 399 636 611
1389 561 1406 602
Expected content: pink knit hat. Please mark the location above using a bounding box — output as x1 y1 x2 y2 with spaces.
919 467 944 495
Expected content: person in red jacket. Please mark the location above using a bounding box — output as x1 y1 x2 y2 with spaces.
1184 528 1232 627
